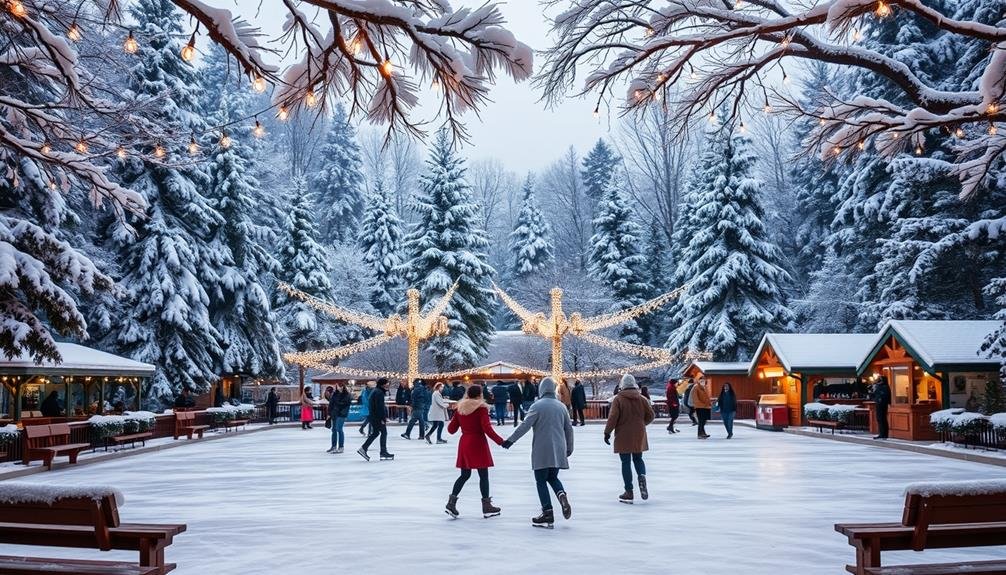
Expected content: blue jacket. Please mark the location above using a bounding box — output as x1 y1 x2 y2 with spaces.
411 385 431 412
359 387 372 416
491 384 510 405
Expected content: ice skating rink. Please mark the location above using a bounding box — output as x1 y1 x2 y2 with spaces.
6 423 1005 574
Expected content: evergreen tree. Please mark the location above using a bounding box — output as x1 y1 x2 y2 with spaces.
581 139 620 205
96 0 225 403
358 179 406 315
312 104 365 244
640 221 672 345
509 174 554 279
402 129 496 369
588 180 651 344
272 179 340 353
666 125 794 360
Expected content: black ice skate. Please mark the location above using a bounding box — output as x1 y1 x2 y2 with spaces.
532 508 554 529
639 475 649 501
380 452 395 460
481 497 501 518
356 448 370 461
557 491 572 519
618 490 634 504
445 495 459 519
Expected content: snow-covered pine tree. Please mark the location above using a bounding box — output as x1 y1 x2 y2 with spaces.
666 123 794 360
588 180 651 344
509 174 554 279
358 179 406 316
312 104 365 244
640 221 672 345
401 129 496 370
96 0 226 403
581 139 620 205
272 179 341 353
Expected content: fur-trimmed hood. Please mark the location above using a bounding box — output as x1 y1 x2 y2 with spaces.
456 397 487 416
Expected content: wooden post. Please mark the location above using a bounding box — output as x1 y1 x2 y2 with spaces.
298 365 305 396
939 371 950 409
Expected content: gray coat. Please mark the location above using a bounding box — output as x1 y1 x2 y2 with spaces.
507 379 574 470
427 390 449 422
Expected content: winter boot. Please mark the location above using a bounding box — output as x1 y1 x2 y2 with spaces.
436 439 448 444
638 475 649 501
335 447 344 454
356 448 370 461
532 508 554 529
400 433 411 440
618 490 634 504
481 497 501 518
445 494 460 518
557 492 572 520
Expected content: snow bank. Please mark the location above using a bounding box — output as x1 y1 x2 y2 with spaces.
991 413 1006 431
0 424 19 443
0 482 124 506
929 409 994 432
803 402 861 422
905 479 1006 498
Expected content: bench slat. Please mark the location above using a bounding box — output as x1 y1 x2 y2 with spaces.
0 556 165 575
864 559 1006 575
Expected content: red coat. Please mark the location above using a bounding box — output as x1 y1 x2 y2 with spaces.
448 401 504 469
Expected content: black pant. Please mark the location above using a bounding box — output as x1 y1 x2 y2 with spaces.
266 405 276 424
427 421 444 441
876 406 889 438
696 408 711 436
687 407 697 424
361 421 388 453
667 410 679 431
452 468 489 498
573 407 585 425
510 402 523 426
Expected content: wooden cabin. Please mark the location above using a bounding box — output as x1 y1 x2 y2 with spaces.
749 333 877 426
856 320 1004 441
682 361 761 400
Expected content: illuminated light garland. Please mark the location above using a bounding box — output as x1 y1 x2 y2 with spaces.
277 282 389 332
574 332 678 361
573 283 689 333
283 334 395 365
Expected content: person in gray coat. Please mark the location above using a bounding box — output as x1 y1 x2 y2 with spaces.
502 377 574 529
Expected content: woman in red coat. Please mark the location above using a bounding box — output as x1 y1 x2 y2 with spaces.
445 385 505 519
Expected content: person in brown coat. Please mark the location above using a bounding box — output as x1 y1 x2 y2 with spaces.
604 374 655 504
691 378 712 439
556 379 572 410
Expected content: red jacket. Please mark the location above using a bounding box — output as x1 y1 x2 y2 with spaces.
665 382 680 410
448 399 504 469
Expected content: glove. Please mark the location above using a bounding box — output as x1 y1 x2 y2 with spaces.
603 434 611 445
501 440 513 449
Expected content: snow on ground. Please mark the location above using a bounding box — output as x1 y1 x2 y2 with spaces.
3 423 1005 574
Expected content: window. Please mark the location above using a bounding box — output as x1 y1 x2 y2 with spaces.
891 367 910 404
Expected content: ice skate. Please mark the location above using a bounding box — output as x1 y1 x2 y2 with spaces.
531 508 554 529
400 433 411 440
619 490 634 504
445 495 459 519
639 475 649 501
357 448 370 461
436 439 448 444
425 434 432 445
326 447 336 453
335 447 344 454
481 497 501 518
557 491 572 519
380 452 395 460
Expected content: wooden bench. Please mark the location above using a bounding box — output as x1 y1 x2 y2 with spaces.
836 486 1006 575
0 489 186 574
104 432 154 451
222 419 249 432
23 424 90 470
809 419 844 434
173 411 208 440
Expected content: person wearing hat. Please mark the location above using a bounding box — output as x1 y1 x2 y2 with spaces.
402 379 429 440
603 374 655 504
358 379 394 461
502 376 575 529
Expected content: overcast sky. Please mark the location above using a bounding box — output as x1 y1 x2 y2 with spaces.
250 1 608 174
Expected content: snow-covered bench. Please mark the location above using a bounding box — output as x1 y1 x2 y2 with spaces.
0 484 186 574
835 479 1006 575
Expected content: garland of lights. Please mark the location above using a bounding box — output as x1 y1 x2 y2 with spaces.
278 282 389 333
283 334 394 365
572 283 691 334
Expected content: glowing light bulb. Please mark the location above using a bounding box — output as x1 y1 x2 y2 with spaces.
739 121 747 133
253 120 265 138
763 103 773 113
832 146 841 156
154 143 165 158
852 28 863 42
780 36 791 49
124 31 139 54
783 73 791 85
116 146 127 159
180 34 197 62
67 22 82 42
857 140 865 150
819 117 827 126
380 59 394 77
40 142 51 155
188 136 199 156
219 132 232 149
305 89 317 108
989 123 998 136
954 127 965 138
253 75 267 93
988 102 999 115
592 107 599 119
875 1 891 18
277 105 289 121
9 0 26 18
75 139 88 154
914 145 923 155
349 37 362 56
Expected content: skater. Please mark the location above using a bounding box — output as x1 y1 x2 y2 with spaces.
425 382 449 444
571 380 587 426
872 375 891 439
358 379 394 461
692 378 712 439
395 382 411 424
665 379 681 433
358 381 375 436
403 379 430 439
509 381 525 427
265 387 279 424
328 382 351 453
449 381 465 401
444 385 505 519
683 379 698 426
718 382 738 439
502 377 574 528
300 388 315 430
491 380 510 426
603 374 655 504
556 379 572 412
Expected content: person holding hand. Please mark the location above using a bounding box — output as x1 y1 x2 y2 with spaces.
444 385 505 519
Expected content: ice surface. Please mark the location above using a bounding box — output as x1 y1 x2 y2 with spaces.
3 425 1005 573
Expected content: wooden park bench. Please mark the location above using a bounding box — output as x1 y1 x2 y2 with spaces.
222 418 249 432
173 411 208 440
835 482 1006 575
0 485 186 574
104 431 154 451
809 419 845 434
23 424 90 470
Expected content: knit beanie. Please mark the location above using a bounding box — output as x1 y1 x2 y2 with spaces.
619 374 639 390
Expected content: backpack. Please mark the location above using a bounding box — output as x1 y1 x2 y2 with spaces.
683 384 694 408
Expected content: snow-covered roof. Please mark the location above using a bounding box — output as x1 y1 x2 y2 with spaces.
0 342 155 376
685 361 752 375
858 320 1004 373
751 333 877 374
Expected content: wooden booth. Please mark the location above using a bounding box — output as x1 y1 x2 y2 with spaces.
0 342 155 423
857 320 1005 441
682 361 760 400
749 333 877 426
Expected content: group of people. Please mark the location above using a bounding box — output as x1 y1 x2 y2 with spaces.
664 378 738 439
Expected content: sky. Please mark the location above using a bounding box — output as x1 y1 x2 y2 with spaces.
249 1 608 174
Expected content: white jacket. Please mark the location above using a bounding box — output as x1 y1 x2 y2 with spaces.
428 390 449 422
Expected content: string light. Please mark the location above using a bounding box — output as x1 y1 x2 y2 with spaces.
188 135 199 156
875 0 891 18
708 110 717 124
74 139 88 154
989 122 998 136
763 100 773 114
277 105 289 121
852 28 863 42
592 106 599 119
253 75 267 93
914 144 923 155
305 89 318 108
819 117 827 126
116 146 127 159
180 32 197 62
40 141 51 155
153 143 166 158
349 36 363 56
380 59 394 77
8 0 26 18
253 119 265 138
219 131 232 149
67 21 82 42
739 119 747 133
954 127 965 138
857 140 865 150
988 102 999 115
123 31 139 54
832 146 841 155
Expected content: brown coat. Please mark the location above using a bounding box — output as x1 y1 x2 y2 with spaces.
603 389 655 454
691 382 712 409
557 381 572 408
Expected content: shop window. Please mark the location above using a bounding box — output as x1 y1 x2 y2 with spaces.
892 367 911 404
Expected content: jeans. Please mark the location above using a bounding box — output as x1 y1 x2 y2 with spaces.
331 416 346 449
619 453 646 491
361 421 388 454
397 405 408 423
667 410 679 431
572 407 585 425
511 402 523 426
722 410 735 436
405 411 428 437
494 403 508 425
534 467 565 510
452 468 489 498
696 408 711 436
427 421 444 441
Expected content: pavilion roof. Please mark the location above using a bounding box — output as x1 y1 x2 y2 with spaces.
0 342 155 376
857 320 1004 374
750 333 877 374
